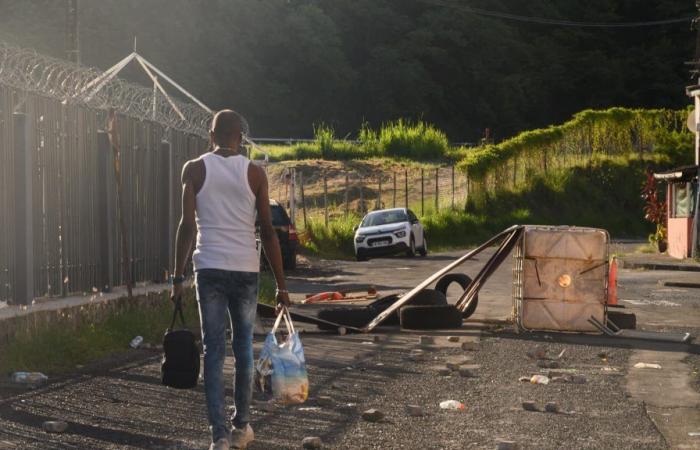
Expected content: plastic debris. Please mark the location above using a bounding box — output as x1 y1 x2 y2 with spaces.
439 400 465 410
11 372 48 387
530 375 550 385
634 362 661 369
129 336 143 349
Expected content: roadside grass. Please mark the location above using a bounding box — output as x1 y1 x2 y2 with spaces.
251 120 454 162
302 157 662 258
0 277 277 375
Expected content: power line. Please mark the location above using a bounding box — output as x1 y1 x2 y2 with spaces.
423 0 695 28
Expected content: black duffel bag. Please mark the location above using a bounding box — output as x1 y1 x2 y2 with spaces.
161 298 200 389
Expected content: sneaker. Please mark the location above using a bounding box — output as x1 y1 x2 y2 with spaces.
209 437 230 450
229 424 254 449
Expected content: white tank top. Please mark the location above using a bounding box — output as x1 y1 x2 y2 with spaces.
192 152 259 273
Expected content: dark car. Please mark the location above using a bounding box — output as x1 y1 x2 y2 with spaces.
269 200 298 270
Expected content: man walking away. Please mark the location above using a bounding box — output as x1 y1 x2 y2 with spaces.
171 110 290 450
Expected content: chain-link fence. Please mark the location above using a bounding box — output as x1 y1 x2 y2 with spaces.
267 164 470 228
0 43 207 305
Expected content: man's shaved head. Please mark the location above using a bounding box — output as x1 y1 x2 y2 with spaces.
210 109 244 147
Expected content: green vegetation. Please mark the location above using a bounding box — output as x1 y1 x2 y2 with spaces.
251 120 453 162
0 280 277 374
1 1 691 142
305 214 361 259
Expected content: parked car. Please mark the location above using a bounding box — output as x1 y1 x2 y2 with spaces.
353 208 427 261
267 200 298 270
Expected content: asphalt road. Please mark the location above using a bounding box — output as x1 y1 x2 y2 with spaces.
1 247 699 449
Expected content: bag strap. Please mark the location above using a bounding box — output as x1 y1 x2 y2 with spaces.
169 297 187 330
271 307 295 335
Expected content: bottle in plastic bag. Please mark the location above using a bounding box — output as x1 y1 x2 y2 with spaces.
439 400 465 410
11 372 48 386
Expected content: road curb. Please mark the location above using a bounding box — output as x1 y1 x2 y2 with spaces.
659 280 700 289
618 260 700 273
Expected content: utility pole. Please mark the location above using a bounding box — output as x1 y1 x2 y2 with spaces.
691 1 700 257
66 0 80 65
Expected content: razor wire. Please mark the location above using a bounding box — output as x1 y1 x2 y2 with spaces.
0 42 212 137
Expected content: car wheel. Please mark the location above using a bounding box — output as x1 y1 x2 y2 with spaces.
399 304 463 330
406 235 416 257
418 236 428 257
369 289 447 325
434 273 479 319
317 307 376 330
356 253 368 262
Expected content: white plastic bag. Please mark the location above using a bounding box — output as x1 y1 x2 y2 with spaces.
255 308 309 404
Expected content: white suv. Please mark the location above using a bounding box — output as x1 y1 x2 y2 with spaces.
353 208 427 261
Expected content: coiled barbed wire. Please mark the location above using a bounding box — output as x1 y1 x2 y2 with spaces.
0 42 215 137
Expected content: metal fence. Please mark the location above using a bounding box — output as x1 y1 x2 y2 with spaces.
0 44 207 305
267 164 470 228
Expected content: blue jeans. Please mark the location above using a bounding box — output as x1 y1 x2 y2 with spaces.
195 269 258 442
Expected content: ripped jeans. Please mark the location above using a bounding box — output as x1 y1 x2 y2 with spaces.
195 269 258 442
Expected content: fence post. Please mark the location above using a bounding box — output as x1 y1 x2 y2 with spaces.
451 165 455 209
404 169 408 209
323 173 328 226
435 168 439 212
420 168 424 216
289 168 296 226
160 140 172 281
12 112 34 305
300 171 307 229
345 174 349 216
96 131 116 291
392 172 397 208
377 176 382 210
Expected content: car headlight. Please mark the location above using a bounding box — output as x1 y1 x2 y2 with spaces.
355 235 366 243
393 230 406 238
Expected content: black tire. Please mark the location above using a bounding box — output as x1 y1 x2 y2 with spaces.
400 305 463 330
406 236 416 257
317 307 375 330
434 273 479 319
607 311 636 330
418 236 428 257
369 289 447 326
356 253 368 262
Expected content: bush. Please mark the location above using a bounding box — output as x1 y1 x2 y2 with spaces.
305 214 361 259
378 119 449 160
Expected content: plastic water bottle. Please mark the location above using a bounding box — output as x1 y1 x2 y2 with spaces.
439 400 465 410
130 336 144 349
11 372 48 386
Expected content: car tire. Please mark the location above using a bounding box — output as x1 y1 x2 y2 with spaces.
418 236 428 257
356 253 368 262
607 311 636 330
369 289 447 325
434 273 479 319
406 235 416 257
400 304 463 330
317 307 375 330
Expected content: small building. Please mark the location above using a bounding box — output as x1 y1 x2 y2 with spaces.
654 165 698 259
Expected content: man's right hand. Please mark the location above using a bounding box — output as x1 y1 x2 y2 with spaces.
275 290 291 313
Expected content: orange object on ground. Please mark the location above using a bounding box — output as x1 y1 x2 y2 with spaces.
304 291 344 304
607 257 618 305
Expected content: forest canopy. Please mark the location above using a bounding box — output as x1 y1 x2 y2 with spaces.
0 0 694 142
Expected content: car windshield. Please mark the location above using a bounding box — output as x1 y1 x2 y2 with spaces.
361 210 408 227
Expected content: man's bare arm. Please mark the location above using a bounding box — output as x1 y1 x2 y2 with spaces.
252 165 290 308
172 162 197 299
